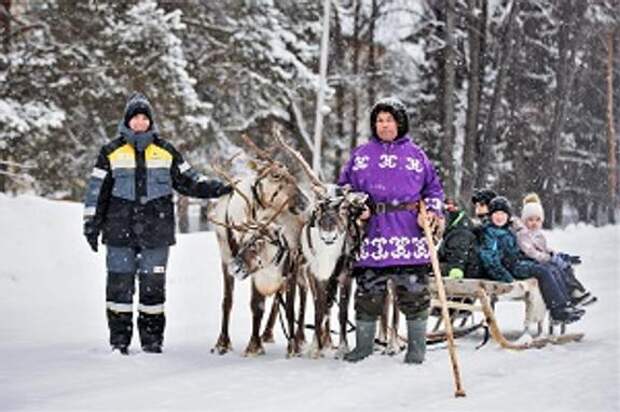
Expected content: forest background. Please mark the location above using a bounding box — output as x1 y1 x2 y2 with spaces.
1 0 618 228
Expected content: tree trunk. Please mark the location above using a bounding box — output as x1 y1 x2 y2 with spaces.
312 0 331 174
350 0 361 152
0 0 10 193
606 31 617 224
476 1 519 189
333 5 345 180
461 0 484 205
441 0 456 198
541 0 587 227
367 0 378 108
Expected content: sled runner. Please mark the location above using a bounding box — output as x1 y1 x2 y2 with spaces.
428 278 585 350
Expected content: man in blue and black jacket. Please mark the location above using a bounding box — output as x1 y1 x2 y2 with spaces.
83 92 232 354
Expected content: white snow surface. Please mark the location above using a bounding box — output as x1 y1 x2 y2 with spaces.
1 194 619 412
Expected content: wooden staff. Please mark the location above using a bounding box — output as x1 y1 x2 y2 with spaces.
419 201 466 397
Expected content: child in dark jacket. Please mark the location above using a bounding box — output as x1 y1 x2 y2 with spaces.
438 200 481 280
438 190 496 280
479 197 584 324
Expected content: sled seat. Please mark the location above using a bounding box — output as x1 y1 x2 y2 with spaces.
427 278 583 350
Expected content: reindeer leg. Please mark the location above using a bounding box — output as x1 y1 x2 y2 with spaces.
376 290 389 351
212 265 234 355
335 275 352 358
307 275 322 358
261 296 279 344
244 281 265 357
385 282 398 355
317 280 333 357
322 312 334 350
285 275 301 357
295 283 307 347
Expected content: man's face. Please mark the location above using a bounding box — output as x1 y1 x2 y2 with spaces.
376 111 398 142
474 202 489 217
129 113 151 133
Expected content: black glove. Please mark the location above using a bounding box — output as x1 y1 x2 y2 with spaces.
217 184 234 197
85 231 99 252
558 252 581 266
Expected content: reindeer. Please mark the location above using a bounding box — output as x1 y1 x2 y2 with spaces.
209 135 307 357
274 132 368 358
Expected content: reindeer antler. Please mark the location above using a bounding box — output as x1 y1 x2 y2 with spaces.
261 196 291 227
208 196 291 235
211 161 253 214
241 133 277 163
272 126 327 197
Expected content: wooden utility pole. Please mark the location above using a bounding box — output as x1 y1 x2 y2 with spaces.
312 0 331 174
606 31 617 224
350 1 361 153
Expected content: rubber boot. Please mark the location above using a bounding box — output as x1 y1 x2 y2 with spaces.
404 318 427 364
344 320 376 363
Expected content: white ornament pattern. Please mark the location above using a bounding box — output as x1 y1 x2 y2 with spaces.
412 237 430 259
357 236 430 262
378 154 398 169
352 155 370 171
389 236 411 259
405 157 423 172
370 238 389 260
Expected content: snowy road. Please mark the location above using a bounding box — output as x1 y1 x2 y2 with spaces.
1 195 618 411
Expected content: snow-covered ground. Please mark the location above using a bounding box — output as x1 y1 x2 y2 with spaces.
1 194 618 412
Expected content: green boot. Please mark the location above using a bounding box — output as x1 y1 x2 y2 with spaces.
344 320 376 363
404 317 427 364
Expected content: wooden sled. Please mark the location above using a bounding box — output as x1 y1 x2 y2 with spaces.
429 278 584 350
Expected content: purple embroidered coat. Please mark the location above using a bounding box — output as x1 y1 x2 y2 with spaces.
338 135 445 268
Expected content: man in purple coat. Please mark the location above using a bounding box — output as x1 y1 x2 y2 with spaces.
339 98 444 363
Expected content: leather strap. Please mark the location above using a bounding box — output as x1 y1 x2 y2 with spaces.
374 201 419 214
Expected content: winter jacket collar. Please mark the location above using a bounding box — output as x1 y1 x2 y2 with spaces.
118 122 159 152
371 133 411 146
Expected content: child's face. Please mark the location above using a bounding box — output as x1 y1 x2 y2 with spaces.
524 216 543 231
129 113 151 133
491 211 509 227
475 202 489 217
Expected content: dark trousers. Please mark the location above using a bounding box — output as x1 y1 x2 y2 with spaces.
545 263 585 296
106 246 169 348
514 260 569 310
353 265 431 322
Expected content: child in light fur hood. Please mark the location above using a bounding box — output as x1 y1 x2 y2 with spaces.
514 193 597 307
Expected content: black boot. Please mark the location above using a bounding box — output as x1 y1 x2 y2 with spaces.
550 304 583 324
112 345 129 355
344 320 376 363
404 318 427 364
107 310 133 350
138 312 165 352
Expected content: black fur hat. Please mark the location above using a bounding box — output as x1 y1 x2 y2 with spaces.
488 196 512 217
471 189 498 206
370 97 409 138
123 92 153 127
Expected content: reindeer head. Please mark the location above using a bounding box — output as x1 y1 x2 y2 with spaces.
308 197 348 245
252 160 307 213
229 224 289 281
